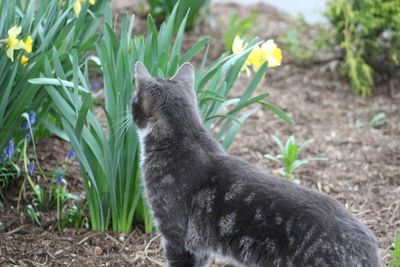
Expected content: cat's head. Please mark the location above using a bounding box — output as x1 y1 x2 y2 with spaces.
131 62 199 130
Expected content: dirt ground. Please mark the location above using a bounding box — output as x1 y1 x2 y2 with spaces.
1 1 399 266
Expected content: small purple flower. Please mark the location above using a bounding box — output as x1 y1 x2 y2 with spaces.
22 111 36 130
2 139 14 161
91 82 103 90
55 173 66 186
22 121 28 130
28 161 35 175
29 112 36 125
67 148 76 161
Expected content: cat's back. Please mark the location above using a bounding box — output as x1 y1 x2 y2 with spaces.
198 153 380 266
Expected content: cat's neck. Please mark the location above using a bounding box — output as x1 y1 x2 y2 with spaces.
137 118 224 157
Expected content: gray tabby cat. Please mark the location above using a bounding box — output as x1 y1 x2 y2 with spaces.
131 62 380 267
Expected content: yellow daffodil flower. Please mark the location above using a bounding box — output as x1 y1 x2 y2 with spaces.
232 35 245 55
6 26 25 61
20 55 29 66
247 40 282 70
232 36 252 76
24 36 32 53
73 0 82 16
247 45 267 71
261 39 282 68
5 26 33 62
74 0 96 17
231 35 283 75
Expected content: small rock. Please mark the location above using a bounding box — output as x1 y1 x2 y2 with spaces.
94 246 103 255
119 234 126 242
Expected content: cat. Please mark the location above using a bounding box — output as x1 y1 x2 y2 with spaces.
131 61 380 267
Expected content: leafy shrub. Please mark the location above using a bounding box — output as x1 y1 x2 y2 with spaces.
265 135 326 183
0 0 108 174
325 0 400 96
31 3 292 233
144 0 210 33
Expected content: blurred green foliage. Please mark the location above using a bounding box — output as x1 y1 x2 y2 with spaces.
326 0 400 96
391 231 400 267
222 12 258 51
356 112 386 129
144 0 211 33
280 15 334 62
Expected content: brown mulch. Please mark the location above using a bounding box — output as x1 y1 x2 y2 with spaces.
1 209 162 266
1 1 399 266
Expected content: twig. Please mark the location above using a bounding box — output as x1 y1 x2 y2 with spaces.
4 225 27 235
105 233 121 245
0 218 17 232
119 228 137 252
77 232 102 245
144 234 163 266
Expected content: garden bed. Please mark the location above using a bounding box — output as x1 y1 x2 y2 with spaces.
1 1 399 266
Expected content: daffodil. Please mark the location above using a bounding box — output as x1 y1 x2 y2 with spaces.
20 55 29 66
247 45 266 71
232 36 251 76
261 39 282 68
232 35 245 55
6 26 25 61
231 35 282 75
73 0 82 16
74 0 96 17
4 26 33 62
23 36 33 53
248 40 282 70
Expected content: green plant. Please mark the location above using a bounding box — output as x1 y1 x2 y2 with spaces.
356 112 386 129
0 146 20 206
31 3 292 233
325 0 400 96
367 113 386 129
0 0 109 179
62 204 88 229
144 0 211 33
16 111 53 214
52 171 86 229
265 135 326 182
22 164 86 229
279 15 334 62
26 204 41 225
391 231 400 267
223 13 258 51
19 133 85 229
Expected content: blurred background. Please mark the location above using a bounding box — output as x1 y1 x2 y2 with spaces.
218 0 327 24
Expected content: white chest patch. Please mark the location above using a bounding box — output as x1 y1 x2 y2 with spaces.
137 124 153 168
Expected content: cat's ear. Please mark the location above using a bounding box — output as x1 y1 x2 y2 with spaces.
171 62 194 88
135 61 154 87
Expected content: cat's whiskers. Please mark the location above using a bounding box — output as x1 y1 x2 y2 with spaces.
111 111 134 145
